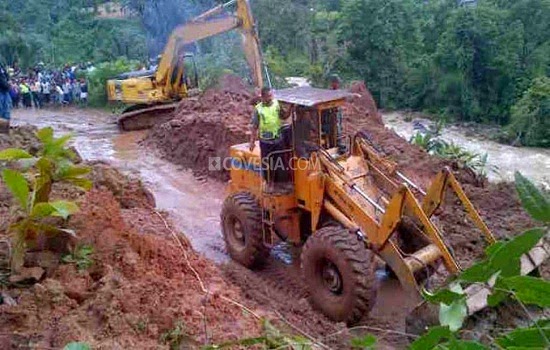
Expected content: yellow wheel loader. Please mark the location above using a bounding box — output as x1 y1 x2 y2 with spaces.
108 0 265 131
221 87 549 327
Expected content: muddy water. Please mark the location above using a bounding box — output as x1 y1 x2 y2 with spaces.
12 108 228 262
383 112 550 188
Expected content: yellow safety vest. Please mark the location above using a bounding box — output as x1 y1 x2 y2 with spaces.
20 84 29 94
256 100 281 139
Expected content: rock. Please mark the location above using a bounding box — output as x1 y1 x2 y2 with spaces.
9 266 45 284
24 251 60 274
0 291 17 306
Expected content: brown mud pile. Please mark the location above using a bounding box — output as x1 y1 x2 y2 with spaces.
0 127 263 349
0 190 262 349
146 76 535 264
145 75 254 181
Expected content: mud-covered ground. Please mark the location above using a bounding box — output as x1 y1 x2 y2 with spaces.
0 128 265 348
144 76 547 347
2 75 547 349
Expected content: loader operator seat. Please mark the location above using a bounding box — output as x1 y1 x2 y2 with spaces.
294 106 320 158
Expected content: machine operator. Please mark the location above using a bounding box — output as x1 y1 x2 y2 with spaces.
249 87 293 192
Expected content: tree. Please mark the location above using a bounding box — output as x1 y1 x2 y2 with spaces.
508 76 550 147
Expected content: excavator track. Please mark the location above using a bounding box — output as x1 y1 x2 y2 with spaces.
117 103 180 132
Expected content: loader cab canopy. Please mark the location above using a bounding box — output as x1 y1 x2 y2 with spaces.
275 87 352 108
275 87 352 158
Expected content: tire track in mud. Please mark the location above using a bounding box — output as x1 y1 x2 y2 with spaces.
223 248 414 349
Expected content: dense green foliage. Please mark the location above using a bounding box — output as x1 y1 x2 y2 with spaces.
0 0 147 68
509 77 550 147
86 58 140 106
1 0 548 145
252 0 550 145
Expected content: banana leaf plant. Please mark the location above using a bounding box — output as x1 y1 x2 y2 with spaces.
0 127 92 272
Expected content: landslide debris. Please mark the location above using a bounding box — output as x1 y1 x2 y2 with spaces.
0 126 263 349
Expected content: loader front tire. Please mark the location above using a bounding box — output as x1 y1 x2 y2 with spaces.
301 226 377 325
221 192 267 268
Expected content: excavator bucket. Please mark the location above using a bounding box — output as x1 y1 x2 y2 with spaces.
117 103 180 132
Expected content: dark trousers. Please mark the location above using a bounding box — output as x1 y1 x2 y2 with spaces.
260 137 291 184
22 93 31 108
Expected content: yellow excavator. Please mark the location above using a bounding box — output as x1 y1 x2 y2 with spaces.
107 0 265 131
221 87 549 327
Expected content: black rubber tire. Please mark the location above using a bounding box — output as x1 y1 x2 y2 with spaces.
301 226 377 325
221 192 268 268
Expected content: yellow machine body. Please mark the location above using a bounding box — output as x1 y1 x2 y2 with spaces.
109 0 264 131
224 87 548 316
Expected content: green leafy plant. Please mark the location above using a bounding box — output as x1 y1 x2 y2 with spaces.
160 320 188 350
413 172 550 349
0 127 92 272
62 245 94 271
410 126 497 177
63 342 91 350
204 319 312 349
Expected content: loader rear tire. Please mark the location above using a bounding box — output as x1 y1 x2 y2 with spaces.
301 226 377 325
221 192 267 268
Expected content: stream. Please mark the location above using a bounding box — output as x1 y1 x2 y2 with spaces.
382 112 550 188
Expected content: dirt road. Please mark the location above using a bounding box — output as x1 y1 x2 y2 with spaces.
13 107 228 262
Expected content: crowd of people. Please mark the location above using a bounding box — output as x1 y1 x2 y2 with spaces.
7 64 89 109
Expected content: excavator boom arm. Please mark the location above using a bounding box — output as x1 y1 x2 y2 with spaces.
155 0 264 89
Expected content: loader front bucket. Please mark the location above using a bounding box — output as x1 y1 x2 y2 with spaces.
405 236 550 335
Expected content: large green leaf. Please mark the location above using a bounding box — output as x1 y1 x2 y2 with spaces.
409 326 453 350
490 228 547 277
57 165 90 179
447 338 488 350
422 288 465 305
30 202 56 218
515 172 550 222
50 201 80 219
501 276 550 307
496 323 550 348
0 148 33 160
439 298 468 332
1 169 29 210
461 229 546 282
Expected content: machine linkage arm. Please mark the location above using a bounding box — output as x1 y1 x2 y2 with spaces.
155 0 264 89
422 167 496 245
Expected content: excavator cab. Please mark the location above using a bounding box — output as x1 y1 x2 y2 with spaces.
221 87 549 326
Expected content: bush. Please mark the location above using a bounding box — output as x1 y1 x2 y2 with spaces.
508 77 550 147
85 58 141 107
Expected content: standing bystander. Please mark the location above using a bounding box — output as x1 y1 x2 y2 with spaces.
0 63 12 133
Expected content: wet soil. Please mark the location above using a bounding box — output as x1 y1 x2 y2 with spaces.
6 72 547 348
143 76 546 345
0 125 266 348
7 107 412 349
